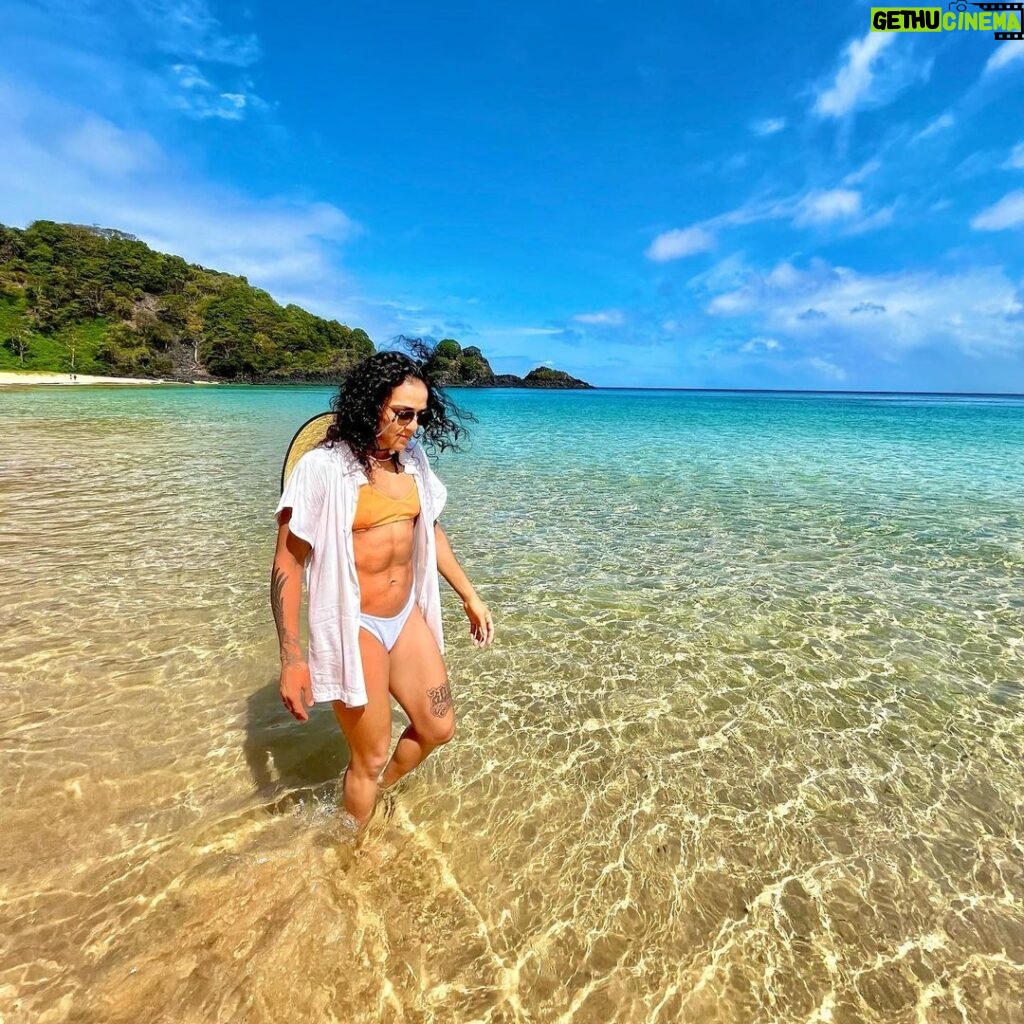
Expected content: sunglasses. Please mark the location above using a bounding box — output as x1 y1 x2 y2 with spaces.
387 406 433 428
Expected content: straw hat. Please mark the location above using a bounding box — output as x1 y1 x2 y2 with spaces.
280 412 334 493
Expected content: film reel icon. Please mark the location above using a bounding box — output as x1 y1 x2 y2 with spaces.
957 1 1024 38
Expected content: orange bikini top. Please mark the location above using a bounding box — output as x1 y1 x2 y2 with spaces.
352 479 420 532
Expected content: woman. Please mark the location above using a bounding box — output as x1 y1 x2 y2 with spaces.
271 350 494 826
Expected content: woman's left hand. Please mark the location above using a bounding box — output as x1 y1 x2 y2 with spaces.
463 596 494 647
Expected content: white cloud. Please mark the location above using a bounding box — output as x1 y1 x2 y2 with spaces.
751 117 786 136
707 290 751 316
652 185 889 260
953 151 996 179
845 203 896 235
131 0 260 66
984 41 1024 76
650 186 892 273
645 226 715 262
573 310 625 326
706 197 788 230
842 159 882 186
767 262 802 289
812 31 932 120
61 116 161 178
703 258 1023 357
914 111 954 141
8 6 267 124
170 63 210 89
168 64 264 121
172 91 248 120
739 336 782 353
687 253 751 294
794 189 862 226
806 357 847 382
709 188 891 235
971 191 1024 231
1003 143 1024 170
813 32 897 118
485 327 563 336
140 202 356 282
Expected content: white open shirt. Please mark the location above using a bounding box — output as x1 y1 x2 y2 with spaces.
274 439 448 707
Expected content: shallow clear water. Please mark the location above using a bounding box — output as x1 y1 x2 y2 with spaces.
1 385 1022 1023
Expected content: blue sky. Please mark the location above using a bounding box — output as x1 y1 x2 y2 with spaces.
2 0 1023 391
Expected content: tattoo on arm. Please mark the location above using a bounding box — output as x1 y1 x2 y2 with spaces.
270 564 287 639
427 683 453 718
271 564 303 665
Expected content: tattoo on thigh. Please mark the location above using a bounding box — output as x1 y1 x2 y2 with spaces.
427 683 453 718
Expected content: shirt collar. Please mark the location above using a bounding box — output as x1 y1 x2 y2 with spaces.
398 442 421 474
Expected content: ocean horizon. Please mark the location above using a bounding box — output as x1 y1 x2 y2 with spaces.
7 369 1024 400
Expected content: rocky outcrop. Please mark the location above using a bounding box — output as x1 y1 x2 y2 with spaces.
521 367 591 388
428 339 592 389
451 367 593 389
429 341 496 385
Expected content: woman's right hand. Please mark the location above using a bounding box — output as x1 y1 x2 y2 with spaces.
280 661 314 722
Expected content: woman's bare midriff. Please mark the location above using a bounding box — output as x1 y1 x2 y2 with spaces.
352 519 417 616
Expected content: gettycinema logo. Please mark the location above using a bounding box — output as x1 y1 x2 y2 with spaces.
871 2 1024 36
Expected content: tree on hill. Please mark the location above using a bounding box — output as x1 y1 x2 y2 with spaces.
425 338 496 384
0 220 374 380
3 324 32 365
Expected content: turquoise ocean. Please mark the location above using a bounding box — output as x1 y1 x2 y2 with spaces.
1 385 1022 1023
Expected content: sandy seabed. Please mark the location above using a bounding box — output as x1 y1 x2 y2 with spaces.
2 387 1022 1024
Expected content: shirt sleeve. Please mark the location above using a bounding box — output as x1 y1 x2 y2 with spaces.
273 452 328 546
424 456 448 520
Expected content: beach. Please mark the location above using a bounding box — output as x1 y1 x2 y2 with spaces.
1 385 1022 1024
0 372 190 387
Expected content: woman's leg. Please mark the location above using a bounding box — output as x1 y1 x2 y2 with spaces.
380 605 455 789
331 628 393 824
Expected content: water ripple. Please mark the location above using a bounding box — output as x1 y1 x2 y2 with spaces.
1 387 1022 1023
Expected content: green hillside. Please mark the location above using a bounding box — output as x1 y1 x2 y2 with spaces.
0 221 374 381
0 220 592 388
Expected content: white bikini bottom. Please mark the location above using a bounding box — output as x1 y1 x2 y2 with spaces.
358 588 416 651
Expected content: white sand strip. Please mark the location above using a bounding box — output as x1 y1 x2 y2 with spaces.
0 372 196 387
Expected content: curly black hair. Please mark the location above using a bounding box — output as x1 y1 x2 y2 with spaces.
322 343 470 474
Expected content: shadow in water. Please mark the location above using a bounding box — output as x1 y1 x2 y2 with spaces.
243 680 350 807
